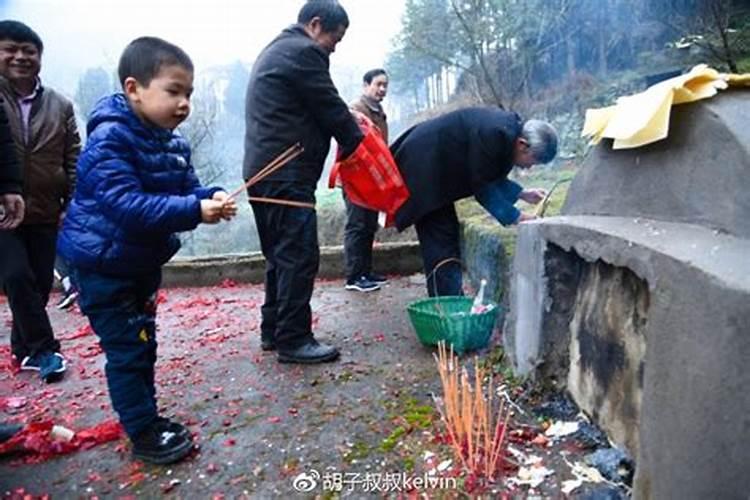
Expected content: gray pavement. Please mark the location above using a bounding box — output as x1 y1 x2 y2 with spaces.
1 276 453 498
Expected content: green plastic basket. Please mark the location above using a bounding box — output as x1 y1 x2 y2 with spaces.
406 296 502 354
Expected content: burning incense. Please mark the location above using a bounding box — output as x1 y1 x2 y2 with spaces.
433 341 511 481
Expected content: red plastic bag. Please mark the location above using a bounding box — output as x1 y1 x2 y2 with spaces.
329 116 409 226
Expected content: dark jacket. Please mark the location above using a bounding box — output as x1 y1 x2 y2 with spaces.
0 77 80 224
391 107 523 231
350 95 388 142
243 24 363 187
58 94 221 276
0 100 21 194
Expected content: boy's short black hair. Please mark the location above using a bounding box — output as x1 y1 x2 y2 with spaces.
117 36 193 87
0 20 44 53
298 0 349 32
363 68 387 84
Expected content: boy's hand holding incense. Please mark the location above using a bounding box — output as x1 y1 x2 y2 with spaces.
200 199 226 224
212 191 238 221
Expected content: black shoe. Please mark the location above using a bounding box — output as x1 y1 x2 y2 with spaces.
260 334 276 351
366 272 388 284
345 276 380 292
277 340 340 364
0 423 23 444
132 422 193 464
154 417 192 441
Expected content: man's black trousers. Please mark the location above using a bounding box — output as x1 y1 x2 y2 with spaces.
414 204 463 297
249 182 319 349
342 191 378 281
0 224 60 360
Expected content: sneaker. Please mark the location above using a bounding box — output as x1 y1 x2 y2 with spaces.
366 272 388 284
132 422 193 464
56 289 78 310
21 351 66 383
345 276 380 292
154 416 192 441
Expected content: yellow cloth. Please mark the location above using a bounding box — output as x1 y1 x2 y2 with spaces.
582 64 749 149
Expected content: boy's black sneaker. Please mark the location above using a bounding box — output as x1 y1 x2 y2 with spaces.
131 422 193 464
366 272 388 284
345 276 380 292
154 417 192 441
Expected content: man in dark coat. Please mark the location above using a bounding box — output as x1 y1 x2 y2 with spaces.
391 107 558 296
0 98 24 444
243 0 363 364
0 100 23 229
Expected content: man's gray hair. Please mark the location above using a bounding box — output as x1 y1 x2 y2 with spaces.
521 119 558 164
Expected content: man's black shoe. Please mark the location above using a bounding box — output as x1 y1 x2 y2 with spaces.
277 340 340 364
131 422 193 464
260 335 276 351
154 417 192 441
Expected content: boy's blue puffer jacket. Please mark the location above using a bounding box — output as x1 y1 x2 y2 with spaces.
58 93 221 276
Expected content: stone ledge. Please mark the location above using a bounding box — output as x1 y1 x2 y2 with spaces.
162 241 423 287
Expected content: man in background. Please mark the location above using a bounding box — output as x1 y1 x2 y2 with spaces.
0 20 80 382
342 68 389 293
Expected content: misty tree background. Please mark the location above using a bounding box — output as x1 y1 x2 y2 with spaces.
69 0 750 257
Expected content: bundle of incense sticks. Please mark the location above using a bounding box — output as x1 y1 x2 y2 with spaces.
434 341 511 480
227 143 304 200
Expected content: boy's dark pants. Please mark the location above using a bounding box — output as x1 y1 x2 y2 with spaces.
249 181 318 349
414 204 463 297
342 192 378 281
74 268 161 438
0 224 60 360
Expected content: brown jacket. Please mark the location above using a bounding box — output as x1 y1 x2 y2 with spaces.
0 77 80 225
350 95 388 143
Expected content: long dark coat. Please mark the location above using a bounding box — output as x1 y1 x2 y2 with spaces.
243 24 362 187
0 100 21 194
391 107 522 231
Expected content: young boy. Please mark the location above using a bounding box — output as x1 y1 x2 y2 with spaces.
58 37 237 464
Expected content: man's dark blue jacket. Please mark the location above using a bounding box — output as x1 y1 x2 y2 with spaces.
243 24 362 188
58 94 220 276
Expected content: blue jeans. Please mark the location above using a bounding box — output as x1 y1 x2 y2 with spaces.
74 268 162 438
